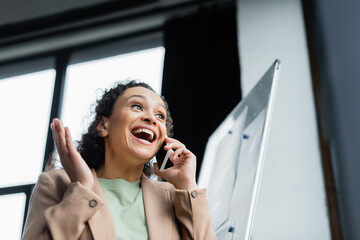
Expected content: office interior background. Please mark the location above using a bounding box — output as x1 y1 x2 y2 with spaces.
0 0 359 239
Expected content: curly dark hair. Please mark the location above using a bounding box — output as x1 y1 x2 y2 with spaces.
76 80 173 176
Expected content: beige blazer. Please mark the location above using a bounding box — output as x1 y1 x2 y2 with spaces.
22 169 216 240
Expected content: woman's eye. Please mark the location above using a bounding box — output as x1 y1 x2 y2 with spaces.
131 104 142 110
156 113 165 120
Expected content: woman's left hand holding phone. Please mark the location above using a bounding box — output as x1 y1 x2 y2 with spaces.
154 137 198 190
51 118 94 190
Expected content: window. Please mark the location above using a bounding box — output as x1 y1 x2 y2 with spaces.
0 67 55 238
0 70 55 187
0 193 26 239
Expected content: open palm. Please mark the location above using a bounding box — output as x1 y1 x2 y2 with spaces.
51 118 94 189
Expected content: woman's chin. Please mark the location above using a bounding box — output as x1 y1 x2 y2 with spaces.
132 150 155 162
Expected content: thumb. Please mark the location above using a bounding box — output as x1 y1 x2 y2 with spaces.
153 162 161 176
154 162 169 179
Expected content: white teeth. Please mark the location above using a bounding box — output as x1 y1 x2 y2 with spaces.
132 128 154 141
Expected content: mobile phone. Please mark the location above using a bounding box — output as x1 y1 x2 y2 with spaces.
155 142 173 171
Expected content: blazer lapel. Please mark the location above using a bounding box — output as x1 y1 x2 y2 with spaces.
141 174 171 240
88 169 116 240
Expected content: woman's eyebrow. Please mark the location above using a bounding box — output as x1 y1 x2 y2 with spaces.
127 94 146 101
127 94 166 109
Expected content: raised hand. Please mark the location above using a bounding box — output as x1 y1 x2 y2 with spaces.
154 137 198 190
51 118 94 189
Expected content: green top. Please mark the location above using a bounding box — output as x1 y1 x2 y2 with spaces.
98 177 148 240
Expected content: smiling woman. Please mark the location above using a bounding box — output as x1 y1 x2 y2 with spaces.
22 80 216 240
75 82 173 176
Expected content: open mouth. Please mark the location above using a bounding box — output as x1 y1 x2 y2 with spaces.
131 127 156 143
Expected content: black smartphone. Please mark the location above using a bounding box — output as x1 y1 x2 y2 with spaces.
155 142 173 170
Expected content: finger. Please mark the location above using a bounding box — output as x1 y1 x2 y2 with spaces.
167 150 183 163
50 122 54 134
164 137 184 146
64 127 78 157
164 136 172 143
53 118 65 138
164 141 186 151
168 151 175 160
171 148 187 162
53 119 67 156
167 151 177 164
153 162 163 176
50 122 56 142
153 162 159 172
154 163 176 183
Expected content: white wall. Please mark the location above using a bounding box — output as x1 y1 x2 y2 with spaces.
237 0 331 239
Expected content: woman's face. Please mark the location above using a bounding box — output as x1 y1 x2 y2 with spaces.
102 87 167 165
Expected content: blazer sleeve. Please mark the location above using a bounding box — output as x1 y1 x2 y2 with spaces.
22 172 105 240
173 188 216 240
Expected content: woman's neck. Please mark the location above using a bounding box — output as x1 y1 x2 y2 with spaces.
96 158 145 182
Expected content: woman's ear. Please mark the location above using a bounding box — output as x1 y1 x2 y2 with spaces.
97 117 109 137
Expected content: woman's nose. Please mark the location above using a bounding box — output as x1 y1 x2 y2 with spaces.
142 114 157 125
